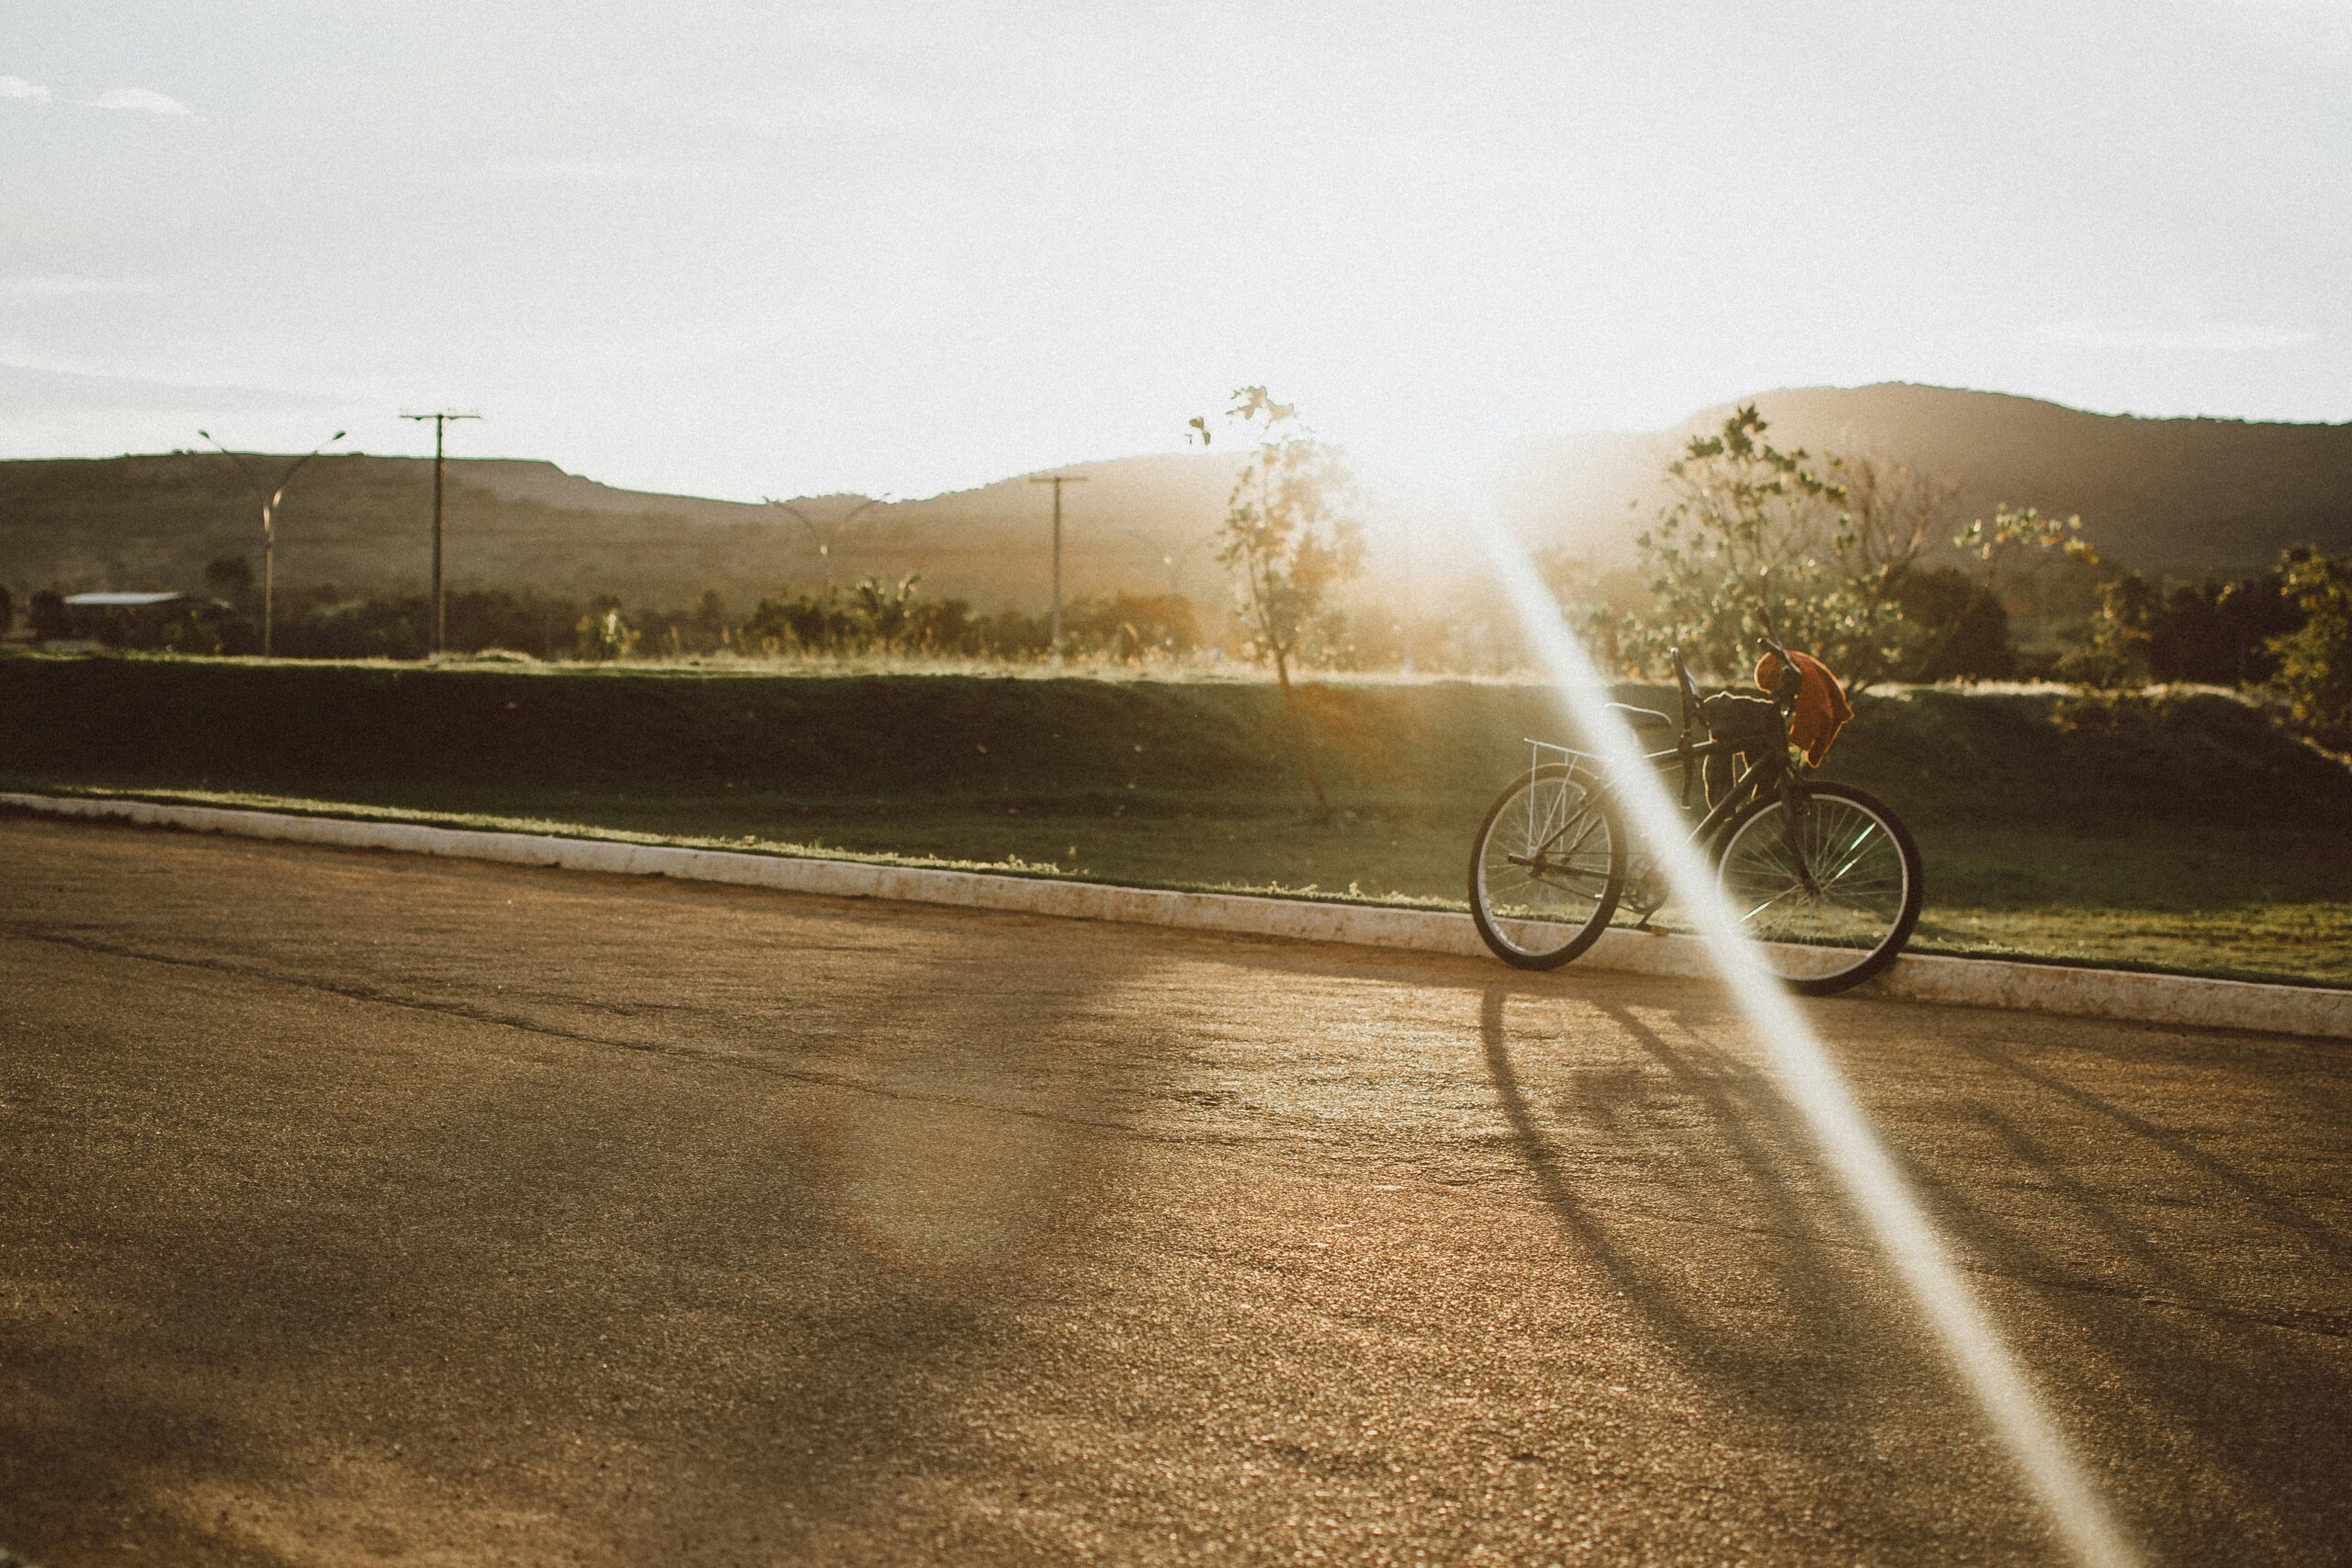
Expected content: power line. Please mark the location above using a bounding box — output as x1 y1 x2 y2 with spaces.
399 412 481 657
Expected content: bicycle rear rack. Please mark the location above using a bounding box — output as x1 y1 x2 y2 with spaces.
1523 738 1592 781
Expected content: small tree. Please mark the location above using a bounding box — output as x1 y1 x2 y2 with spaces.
1839 454 1959 593
689 589 729 652
2057 571 2156 688
2268 547 2352 748
842 573 922 649
1623 405 1913 689
1952 505 2096 593
1946 504 2096 680
1190 387 1363 817
574 601 639 661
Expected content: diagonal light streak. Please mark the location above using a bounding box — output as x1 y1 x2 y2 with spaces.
1822 820 1882 881
1737 884 1807 923
1473 512 2139 1568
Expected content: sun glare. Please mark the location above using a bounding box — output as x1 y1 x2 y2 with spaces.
1472 505 2140 1568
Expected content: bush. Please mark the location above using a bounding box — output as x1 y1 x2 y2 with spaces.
1060 592 1201 660
741 575 927 656
2055 572 2158 688
574 604 639 661
1894 565 2015 681
2145 572 2298 686
2269 547 2352 748
28 590 69 641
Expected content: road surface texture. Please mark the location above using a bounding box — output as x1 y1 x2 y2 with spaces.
2 813 2347 1567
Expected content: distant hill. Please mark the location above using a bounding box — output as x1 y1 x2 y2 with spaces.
6 385 2346 611
0 449 1239 612
1504 384 2352 577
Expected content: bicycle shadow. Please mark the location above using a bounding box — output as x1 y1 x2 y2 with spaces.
1474 974 2352 1564
1476 982 1917 1421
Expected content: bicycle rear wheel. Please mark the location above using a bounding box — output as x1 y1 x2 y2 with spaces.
1469 763 1626 969
1716 782 1922 996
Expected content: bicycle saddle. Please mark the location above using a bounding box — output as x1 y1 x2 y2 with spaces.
1606 703 1675 728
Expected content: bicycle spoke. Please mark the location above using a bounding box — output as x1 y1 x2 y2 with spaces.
1735 883 1807 924
1475 768 1624 964
1723 795 1910 957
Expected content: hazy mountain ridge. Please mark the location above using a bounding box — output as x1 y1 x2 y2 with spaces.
0 448 1242 611
4 386 2346 612
1512 384 2352 575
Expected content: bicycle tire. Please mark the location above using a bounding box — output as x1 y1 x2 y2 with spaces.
1469 763 1627 970
1715 782 1922 997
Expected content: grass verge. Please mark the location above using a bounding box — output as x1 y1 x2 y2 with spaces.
11 780 2347 990
7 653 2349 988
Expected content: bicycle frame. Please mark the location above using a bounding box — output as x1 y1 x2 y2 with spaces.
1518 726 1780 863
1511 638 1817 915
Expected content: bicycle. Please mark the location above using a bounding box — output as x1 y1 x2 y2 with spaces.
1466 633 1923 997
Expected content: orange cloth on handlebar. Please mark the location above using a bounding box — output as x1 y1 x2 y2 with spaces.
1755 650 1853 766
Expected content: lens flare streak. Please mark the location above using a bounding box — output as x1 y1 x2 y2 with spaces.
1475 517 2139 1568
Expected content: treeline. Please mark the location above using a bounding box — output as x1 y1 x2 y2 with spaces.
6 530 2346 753
1882 556 2309 687
6 560 1204 666
5 548 2341 694
1507 400 2351 750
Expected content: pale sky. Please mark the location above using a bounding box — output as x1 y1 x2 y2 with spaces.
5 0 2346 500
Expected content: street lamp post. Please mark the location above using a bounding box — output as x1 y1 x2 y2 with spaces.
762 495 887 592
197 428 346 657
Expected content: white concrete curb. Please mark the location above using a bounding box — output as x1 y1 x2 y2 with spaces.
9 790 2348 1042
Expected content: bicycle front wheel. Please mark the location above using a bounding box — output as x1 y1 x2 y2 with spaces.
1716 782 1922 997
1469 763 1626 970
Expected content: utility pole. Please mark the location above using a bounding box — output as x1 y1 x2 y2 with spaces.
1029 472 1087 667
197 427 345 658
400 412 481 657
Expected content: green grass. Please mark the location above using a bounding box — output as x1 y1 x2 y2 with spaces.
1908 822 2352 985
7 651 2350 988
15 779 2349 990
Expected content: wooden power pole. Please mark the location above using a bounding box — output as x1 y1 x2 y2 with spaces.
1029 472 1087 667
400 411 481 657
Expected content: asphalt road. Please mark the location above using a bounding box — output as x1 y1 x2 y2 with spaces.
3 813 2348 1567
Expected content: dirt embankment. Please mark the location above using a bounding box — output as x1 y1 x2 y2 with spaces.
6 654 2348 833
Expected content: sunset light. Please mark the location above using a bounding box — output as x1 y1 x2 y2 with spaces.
6 6 2349 1565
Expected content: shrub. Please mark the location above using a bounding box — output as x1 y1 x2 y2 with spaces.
574 604 639 661
2268 547 2352 748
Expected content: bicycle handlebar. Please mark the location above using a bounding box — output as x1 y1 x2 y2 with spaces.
1751 619 1804 711
1668 645 1702 723
1670 629 1808 718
